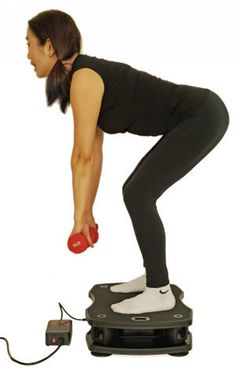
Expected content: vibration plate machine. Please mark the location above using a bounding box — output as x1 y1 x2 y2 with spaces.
85 282 193 357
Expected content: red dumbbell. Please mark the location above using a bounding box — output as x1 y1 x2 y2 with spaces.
67 223 99 254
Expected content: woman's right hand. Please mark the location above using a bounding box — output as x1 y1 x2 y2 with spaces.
86 211 97 229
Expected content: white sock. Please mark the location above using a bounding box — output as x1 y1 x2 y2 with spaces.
110 273 146 293
111 284 176 314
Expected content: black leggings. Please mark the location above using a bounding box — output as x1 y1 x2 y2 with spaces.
122 90 229 288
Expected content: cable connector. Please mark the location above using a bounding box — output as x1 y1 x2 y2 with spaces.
45 320 72 346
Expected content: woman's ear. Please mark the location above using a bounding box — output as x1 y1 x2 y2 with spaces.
45 38 56 57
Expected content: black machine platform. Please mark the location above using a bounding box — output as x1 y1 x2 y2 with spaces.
85 283 192 357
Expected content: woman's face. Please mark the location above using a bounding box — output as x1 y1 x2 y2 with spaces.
26 27 57 78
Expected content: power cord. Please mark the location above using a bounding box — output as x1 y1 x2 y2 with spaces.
59 303 87 321
0 302 87 366
0 338 61 366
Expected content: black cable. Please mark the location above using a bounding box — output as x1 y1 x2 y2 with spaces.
58 302 87 321
0 337 62 366
0 302 86 365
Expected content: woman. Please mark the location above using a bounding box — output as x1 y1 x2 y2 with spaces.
26 9 229 315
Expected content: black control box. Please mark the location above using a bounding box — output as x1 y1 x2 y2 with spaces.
45 320 72 346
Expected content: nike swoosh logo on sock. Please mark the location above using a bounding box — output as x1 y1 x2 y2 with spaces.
160 289 169 294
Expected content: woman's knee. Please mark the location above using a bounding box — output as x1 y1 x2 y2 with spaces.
122 181 146 209
212 110 229 144
219 114 229 140
208 90 230 136
122 182 137 206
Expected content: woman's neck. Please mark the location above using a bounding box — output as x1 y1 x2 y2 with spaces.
62 52 80 71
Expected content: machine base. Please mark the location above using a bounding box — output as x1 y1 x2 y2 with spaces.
85 283 192 357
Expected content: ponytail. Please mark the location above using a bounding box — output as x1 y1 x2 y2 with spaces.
46 58 71 113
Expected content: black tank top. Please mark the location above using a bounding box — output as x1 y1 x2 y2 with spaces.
71 54 210 136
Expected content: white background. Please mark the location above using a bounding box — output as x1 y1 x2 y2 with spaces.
0 0 234 367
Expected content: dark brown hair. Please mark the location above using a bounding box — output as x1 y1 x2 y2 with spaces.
28 9 82 113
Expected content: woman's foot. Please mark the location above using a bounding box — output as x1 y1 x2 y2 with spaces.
110 273 146 293
111 284 176 314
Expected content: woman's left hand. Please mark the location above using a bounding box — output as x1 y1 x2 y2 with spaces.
69 217 96 247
